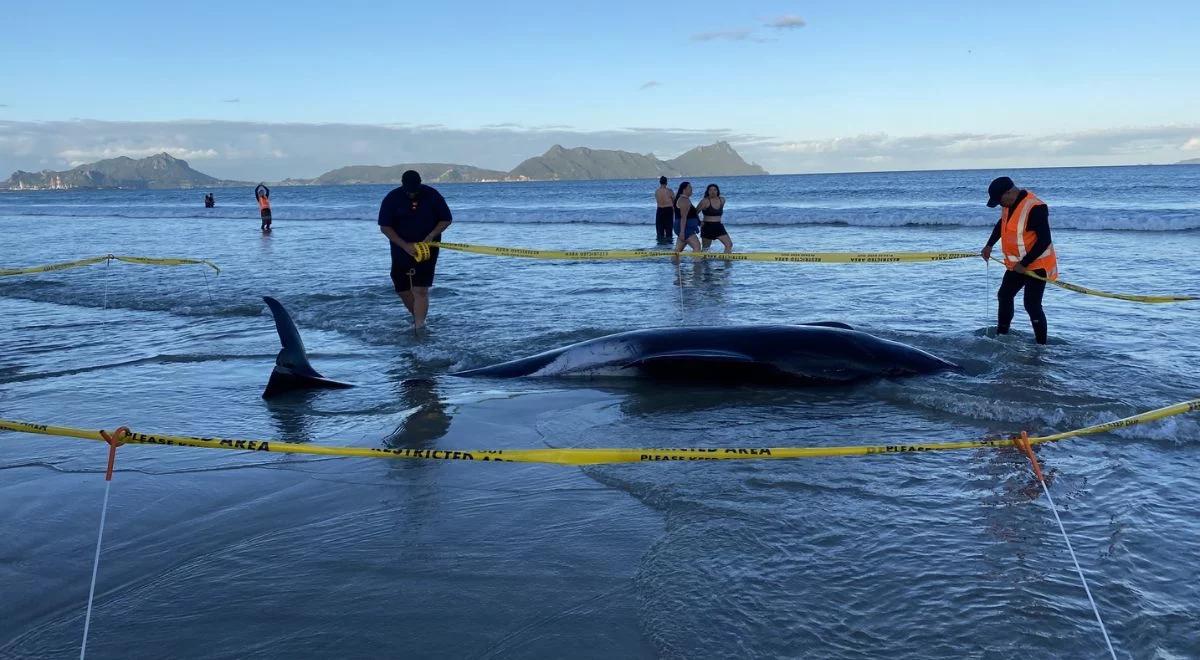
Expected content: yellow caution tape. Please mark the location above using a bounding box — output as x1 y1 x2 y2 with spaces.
2 399 1195 465
0 254 220 277
109 255 221 274
424 243 1195 302
990 257 1195 303
0 256 111 276
428 242 976 264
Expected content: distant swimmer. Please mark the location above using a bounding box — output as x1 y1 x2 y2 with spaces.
655 176 674 243
255 183 272 231
981 176 1058 344
204 193 215 208
672 182 702 256
378 170 453 331
696 184 733 253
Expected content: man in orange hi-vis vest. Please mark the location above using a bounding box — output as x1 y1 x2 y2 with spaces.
980 176 1057 345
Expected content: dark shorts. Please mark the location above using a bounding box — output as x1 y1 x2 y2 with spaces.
655 207 674 242
701 221 728 240
260 208 272 221
674 218 700 239
390 245 439 292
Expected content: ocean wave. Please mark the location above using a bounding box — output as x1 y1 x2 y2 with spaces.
3 205 1198 231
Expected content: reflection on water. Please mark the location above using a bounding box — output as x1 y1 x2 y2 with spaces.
383 378 452 448
263 391 319 443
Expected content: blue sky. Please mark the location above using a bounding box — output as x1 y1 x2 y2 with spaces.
2 0 1199 178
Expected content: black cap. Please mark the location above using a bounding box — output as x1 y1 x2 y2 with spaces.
986 176 1014 208
401 170 422 194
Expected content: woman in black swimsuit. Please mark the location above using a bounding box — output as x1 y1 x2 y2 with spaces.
696 184 733 253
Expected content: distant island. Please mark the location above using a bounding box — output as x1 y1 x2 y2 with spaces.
0 153 245 190
292 141 766 185
2 142 767 190
302 163 510 186
509 141 767 181
1177 158 1200 165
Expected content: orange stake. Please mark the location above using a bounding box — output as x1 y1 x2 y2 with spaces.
1013 430 1045 483
98 427 129 481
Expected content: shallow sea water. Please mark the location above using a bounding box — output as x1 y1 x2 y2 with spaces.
1 167 1198 658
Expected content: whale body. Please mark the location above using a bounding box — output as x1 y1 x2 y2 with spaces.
260 297 958 398
452 323 958 383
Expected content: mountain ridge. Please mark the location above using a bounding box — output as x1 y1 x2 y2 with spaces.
2 142 768 190
0 153 245 190
506 141 767 181
311 163 509 185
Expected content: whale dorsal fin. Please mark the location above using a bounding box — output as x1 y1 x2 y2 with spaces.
263 296 323 378
261 296 354 398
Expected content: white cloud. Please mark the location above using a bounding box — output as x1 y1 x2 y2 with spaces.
767 15 806 29
763 125 1200 172
0 120 760 180
6 120 1197 180
476 122 577 131
691 28 756 42
639 81 661 91
0 133 35 157
58 146 220 166
692 19 805 43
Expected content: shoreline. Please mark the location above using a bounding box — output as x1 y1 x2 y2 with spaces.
4 162 1198 193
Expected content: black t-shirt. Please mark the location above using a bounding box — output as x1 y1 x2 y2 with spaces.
377 184 453 243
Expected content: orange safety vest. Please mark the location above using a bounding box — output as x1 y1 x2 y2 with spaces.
257 194 271 211
999 191 1057 280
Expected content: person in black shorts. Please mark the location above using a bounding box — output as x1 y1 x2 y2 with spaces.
696 184 733 253
255 183 272 231
654 176 674 243
378 170 453 330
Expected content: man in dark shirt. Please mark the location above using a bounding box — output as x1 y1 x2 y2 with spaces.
378 170 453 330
981 176 1056 344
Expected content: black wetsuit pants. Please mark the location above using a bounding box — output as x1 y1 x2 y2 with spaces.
655 207 674 243
997 269 1048 344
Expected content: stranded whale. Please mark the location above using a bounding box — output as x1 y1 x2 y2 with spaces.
260 296 958 398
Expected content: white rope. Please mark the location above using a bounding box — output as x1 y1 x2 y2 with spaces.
985 259 991 329
201 266 216 306
1038 480 1117 660
676 258 684 311
80 479 112 660
101 258 111 311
